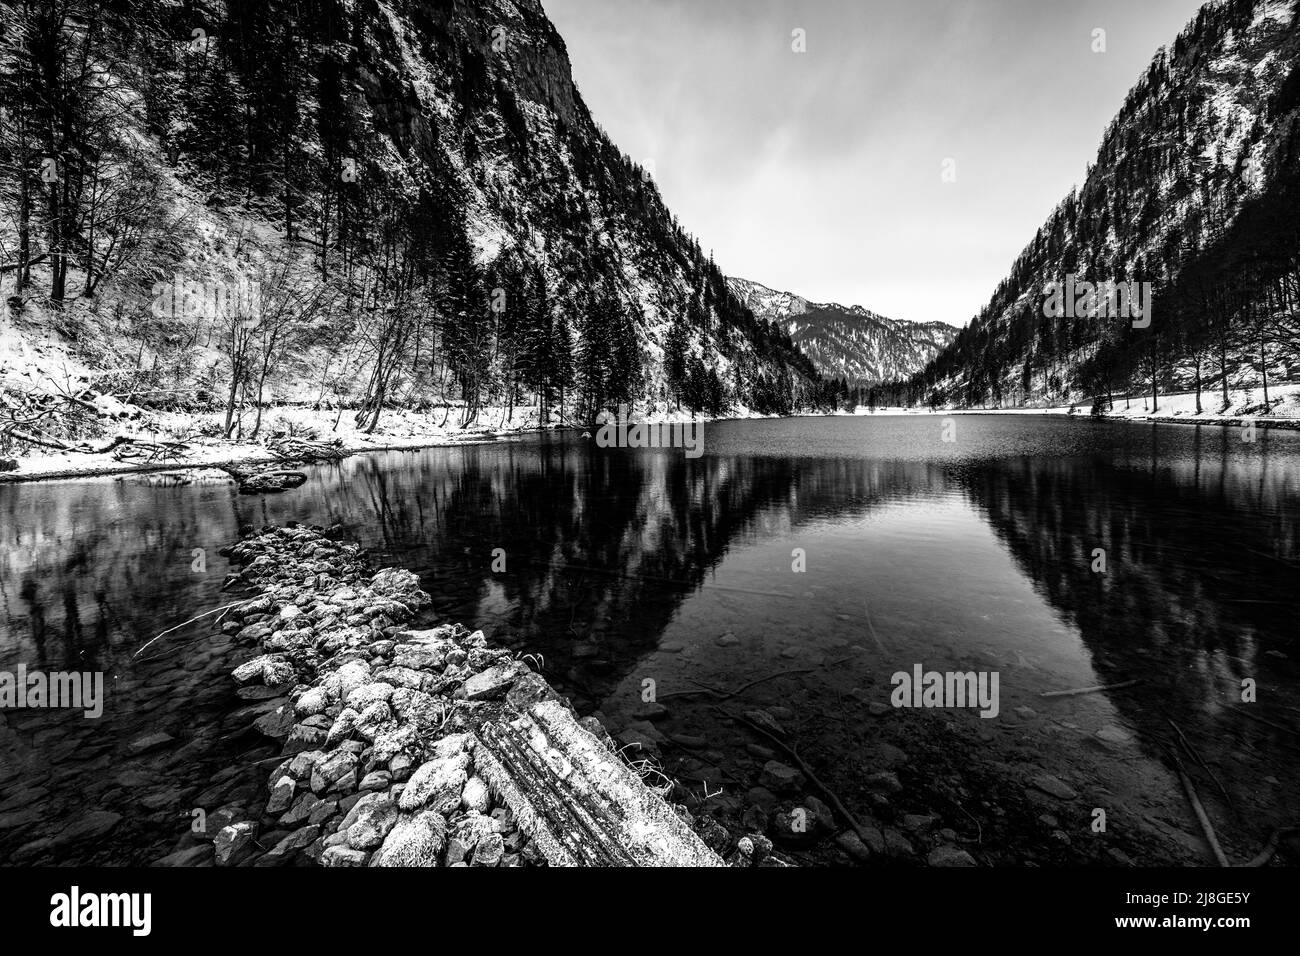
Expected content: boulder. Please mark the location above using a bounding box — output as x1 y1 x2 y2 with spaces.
456 662 524 701
310 750 359 795
294 687 332 717
461 776 491 814
398 753 470 813
266 775 295 814
213 822 257 866
320 845 368 867
373 811 448 866
471 832 505 866
261 825 321 865
346 793 399 850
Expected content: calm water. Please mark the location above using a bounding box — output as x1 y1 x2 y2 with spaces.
2 415 1298 865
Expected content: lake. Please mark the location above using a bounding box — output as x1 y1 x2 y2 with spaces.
2 414 1298 865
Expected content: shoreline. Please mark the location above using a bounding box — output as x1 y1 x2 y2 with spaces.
0 404 780 486
5 393 1299 487
885 408 1300 430
0 435 511 485
0 421 540 486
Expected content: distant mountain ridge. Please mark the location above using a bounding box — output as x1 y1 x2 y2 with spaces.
727 277 959 386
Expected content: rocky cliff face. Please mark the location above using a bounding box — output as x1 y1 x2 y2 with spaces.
0 0 817 422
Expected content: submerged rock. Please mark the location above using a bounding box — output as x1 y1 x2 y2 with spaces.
836 829 874 863
928 845 978 867
759 760 805 794
1030 774 1079 800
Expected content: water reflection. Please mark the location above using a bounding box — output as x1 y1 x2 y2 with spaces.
961 441 1300 842
1 418 1297 864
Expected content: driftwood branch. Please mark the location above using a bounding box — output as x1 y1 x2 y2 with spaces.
660 667 817 701
1040 679 1142 699
1164 743 1229 866
1242 826 1300 867
133 601 245 658
1234 706 1300 739
1166 717 1232 809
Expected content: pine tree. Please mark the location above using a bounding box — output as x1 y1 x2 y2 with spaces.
491 250 528 420
664 303 690 410
441 217 488 426
551 311 575 424
576 287 614 425
609 295 641 410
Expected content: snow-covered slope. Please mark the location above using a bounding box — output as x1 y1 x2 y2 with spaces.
728 277 958 386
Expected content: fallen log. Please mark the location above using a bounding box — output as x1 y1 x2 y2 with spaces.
7 427 141 457
267 436 348 463
473 699 724 867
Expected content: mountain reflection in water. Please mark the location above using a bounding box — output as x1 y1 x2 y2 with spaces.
1 416 1296 864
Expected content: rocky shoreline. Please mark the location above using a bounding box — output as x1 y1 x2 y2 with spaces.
152 523 725 867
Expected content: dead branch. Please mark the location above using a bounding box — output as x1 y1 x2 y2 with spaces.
725 706 878 846
1166 716 1233 809
660 667 817 701
1040 679 1143 699
1166 744 1229 866
133 601 245 658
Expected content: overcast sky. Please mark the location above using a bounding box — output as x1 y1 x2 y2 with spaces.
544 0 1209 327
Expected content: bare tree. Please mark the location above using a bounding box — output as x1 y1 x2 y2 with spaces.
352 280 423 434
245 257 337 438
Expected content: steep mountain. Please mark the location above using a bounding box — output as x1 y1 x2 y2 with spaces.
0 0 819 440
909 0 1300 411
728 277 958 386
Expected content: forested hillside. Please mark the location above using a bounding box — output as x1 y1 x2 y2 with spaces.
0 0 820 453
902 0 1300 414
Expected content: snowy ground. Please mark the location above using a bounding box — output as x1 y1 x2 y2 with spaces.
7 384 1297 484
0 401 778 483
851 382 1300 423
